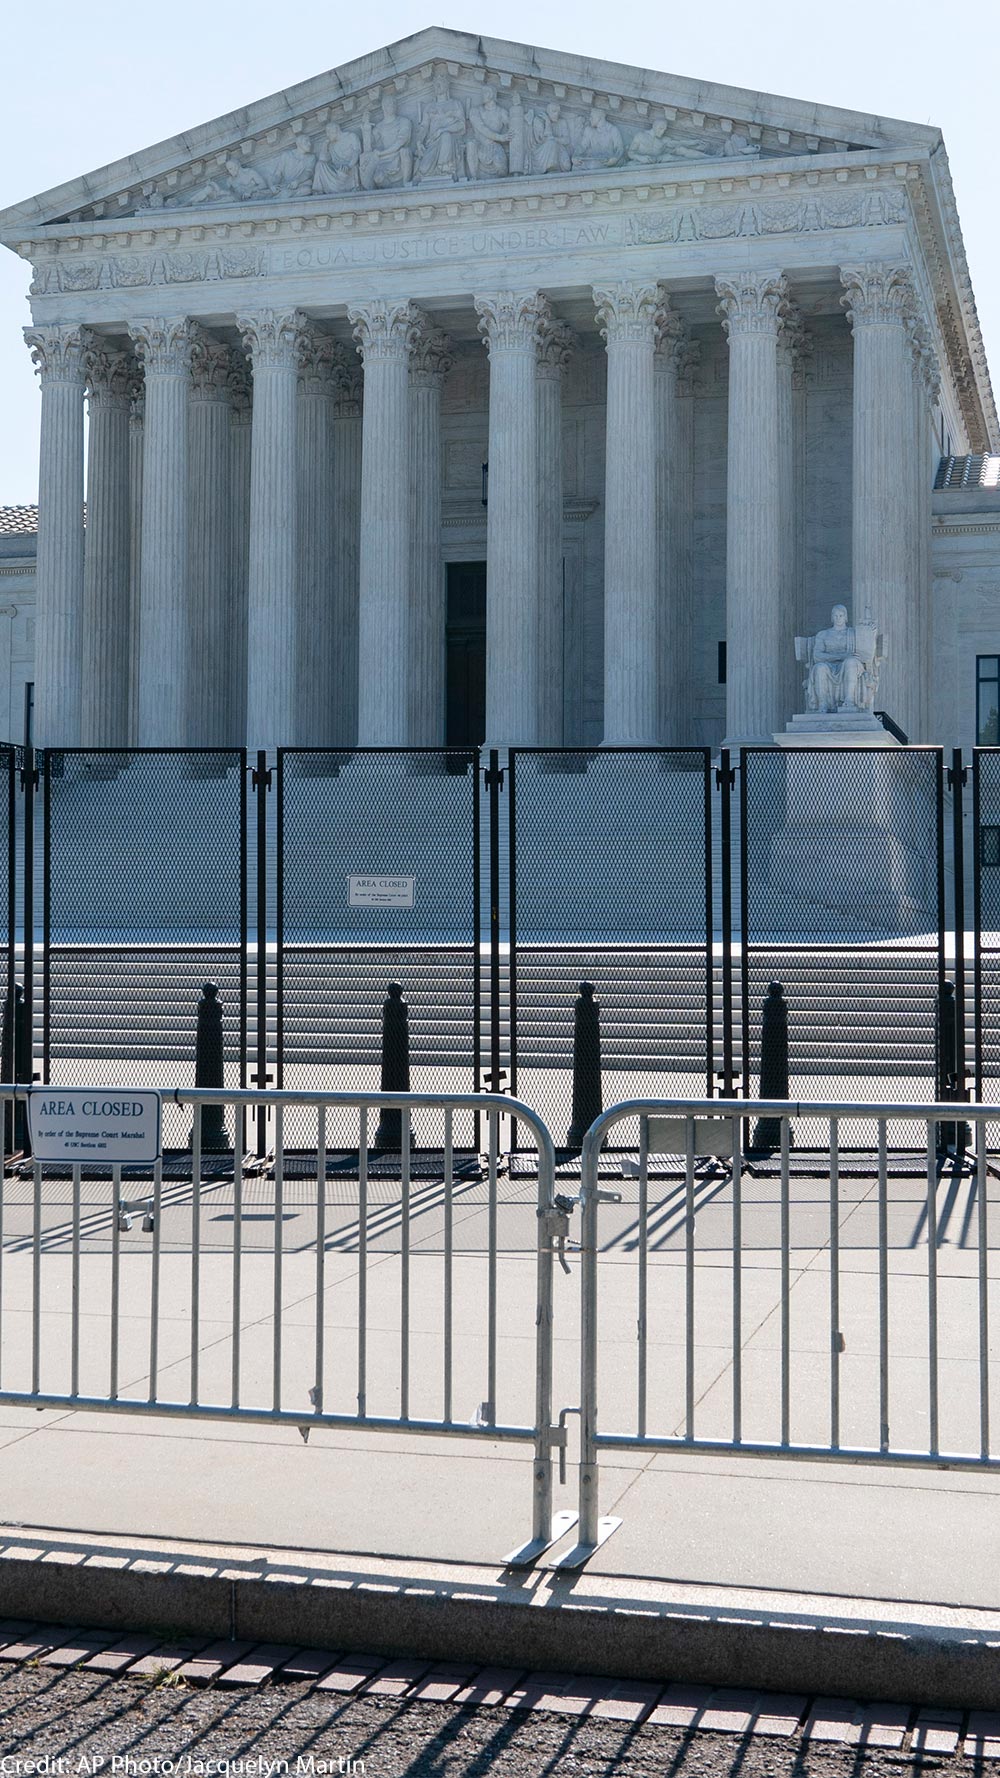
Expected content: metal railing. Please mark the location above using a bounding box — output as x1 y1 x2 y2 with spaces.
0 1084 568 1564
568 1094 1000 1568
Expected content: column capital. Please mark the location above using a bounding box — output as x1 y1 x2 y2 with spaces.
189 329 232 402
715 272 788 337
24 324 94 385
128 316 198 376
296 325 344 396
348 299 422 362
593 281 661 344
409 317 454 388
474 290 546 355
237 308 308 371
84 345 140 411
536 308 576 380
840 262 916 329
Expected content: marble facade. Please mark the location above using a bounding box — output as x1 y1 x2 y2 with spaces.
0 28 995 752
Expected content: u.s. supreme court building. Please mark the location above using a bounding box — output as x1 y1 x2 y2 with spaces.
0 26 997 757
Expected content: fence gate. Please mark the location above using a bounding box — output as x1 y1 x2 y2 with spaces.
740 746 945 1139
505 748 714 1147
276 748 481 1154
41 749 247 1153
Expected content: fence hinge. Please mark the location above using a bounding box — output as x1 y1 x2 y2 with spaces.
483 764 504 790
947 764 969 790
251 765 272 791
19 754 38 792
715 763 736 791
483 1066 508 1093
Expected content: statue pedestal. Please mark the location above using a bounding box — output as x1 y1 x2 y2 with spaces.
772 712 897 748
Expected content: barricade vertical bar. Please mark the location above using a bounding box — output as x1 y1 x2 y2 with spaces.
637 1115 649 1438
190 1104 202 1405
70 1162 81 1397
531 1111 557 1547
926 1119 939 1455
731 1111 742 1443
315 1105 326 1415
31 1159 41 1393
401 1109 411 1422
255 750 268 1158
780 1116 790 1446
150 1156 162 1403
443 1106 453 1424
272 1102 283 1412
110 1163 121 1400
976 1117 990 1457
878 1118 889 1452
685 1115 695 1438
952 750 968 1105
358 1106 368 1418
578 1127 600 1548
487 1107 498 1425
830 1115 841 1449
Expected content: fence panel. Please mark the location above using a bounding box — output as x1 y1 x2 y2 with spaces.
41 749 247 1153
740 747 945 1148
507 748 713 1147
277 749 481 1154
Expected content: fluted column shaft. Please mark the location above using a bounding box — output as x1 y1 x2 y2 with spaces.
331 367 363 746
129 318 196 746
82 348 134 746
127 389 144 744
296 330 339 747
24 326 91 746
188 333 233 746
238 310 304 752
536 312 573 747
594 283 659 745
475 291 545 748
655 316 697 745
776 310 809 726
228 355 252 748
349 300 420 747
716 272 787 745
841 263 919 739
408 324 452 746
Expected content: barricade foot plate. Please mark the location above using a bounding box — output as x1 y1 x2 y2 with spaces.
503 1509 579 1568
549 1515 623 1570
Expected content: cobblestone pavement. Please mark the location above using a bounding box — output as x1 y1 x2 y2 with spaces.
0 1622 993 1774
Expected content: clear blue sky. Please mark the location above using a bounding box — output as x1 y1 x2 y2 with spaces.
1 0 996 501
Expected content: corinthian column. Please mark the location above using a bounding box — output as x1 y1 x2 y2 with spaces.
348 300 421 747
128 383 144 743
776 305 810 727
331 361 363 745
188 331 233 746
474 291 545 748
593 282 660 745
82 345 135 746
409 319 453 745
715 271 787 746
654 313 698 745
128 317 197 746
536 308 574 746
237 309 306 754
296 328 339 747
841 263 920 739
24 325 92 746
228 353 252 748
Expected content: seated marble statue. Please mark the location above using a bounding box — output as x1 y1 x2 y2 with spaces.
797 604 881 714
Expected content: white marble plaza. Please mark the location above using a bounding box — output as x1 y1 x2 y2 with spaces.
0 28 996 751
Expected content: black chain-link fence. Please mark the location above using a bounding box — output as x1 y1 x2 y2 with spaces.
506 749 713 1149
276 749 481 1155
740 747 945 1149
42 750 247 1153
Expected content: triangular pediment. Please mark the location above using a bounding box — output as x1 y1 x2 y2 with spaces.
0 27 937 236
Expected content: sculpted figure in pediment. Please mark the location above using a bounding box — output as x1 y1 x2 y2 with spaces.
416 72 468 181
466 86 511 180
359 93 414 191
170 155 268 208
529 104 572 175
572 107 624 171
312 122 362 194
268 135 317 197
722 129 760 158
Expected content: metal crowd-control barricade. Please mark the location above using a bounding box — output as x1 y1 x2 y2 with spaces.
564 1094 1000 1569
0 1085 569 1564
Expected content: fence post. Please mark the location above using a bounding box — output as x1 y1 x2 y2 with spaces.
374 983 410 1150
567 982 602 1148
193 982 229 1153
751 981 789 1154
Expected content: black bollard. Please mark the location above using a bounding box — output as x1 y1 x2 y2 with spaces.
567 981 603 1149
374 983 411 1151
191 982 230 1153
751 981 791 1155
